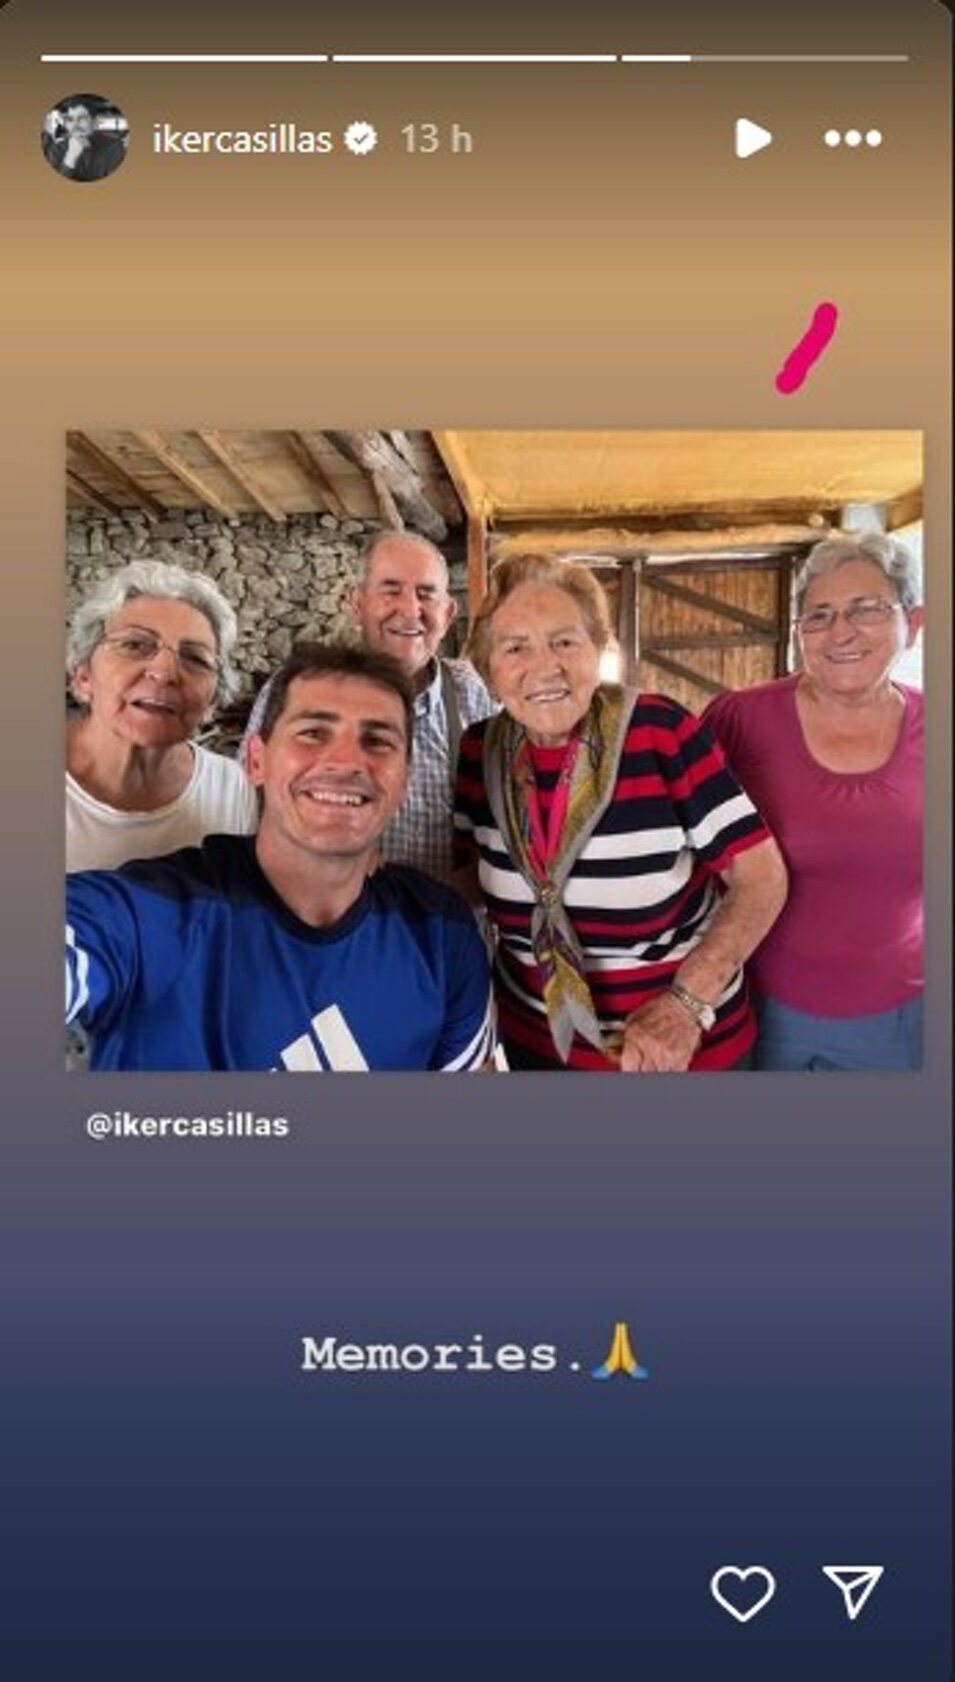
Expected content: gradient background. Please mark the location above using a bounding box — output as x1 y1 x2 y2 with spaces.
1 2 951 1678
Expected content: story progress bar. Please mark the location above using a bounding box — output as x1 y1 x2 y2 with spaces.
40 53 910 65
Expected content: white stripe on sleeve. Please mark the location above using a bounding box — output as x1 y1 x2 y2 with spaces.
65 923 90 1024
685 791 757 855
441 991 497 1071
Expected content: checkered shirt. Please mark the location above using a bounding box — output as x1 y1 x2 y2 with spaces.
382 659 495 876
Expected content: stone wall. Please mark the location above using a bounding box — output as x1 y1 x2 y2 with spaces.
66 510 468 731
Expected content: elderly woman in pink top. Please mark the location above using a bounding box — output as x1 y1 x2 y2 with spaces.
704 533 924 1071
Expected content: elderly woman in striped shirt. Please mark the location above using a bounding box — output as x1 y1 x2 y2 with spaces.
453 555 787 1072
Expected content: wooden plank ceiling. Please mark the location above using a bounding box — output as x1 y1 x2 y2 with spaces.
66 430 462 541
429 429 923 711
67 427 923 556
432 430 923 529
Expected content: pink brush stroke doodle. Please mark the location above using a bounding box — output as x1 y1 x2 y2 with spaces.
775 302 839 394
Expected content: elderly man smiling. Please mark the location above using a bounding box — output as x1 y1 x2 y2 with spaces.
244 531 495 877
66 644 494 1072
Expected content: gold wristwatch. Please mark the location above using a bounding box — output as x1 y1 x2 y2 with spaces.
669 980 716 1032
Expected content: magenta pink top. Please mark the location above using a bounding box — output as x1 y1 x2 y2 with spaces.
704 676 923 1016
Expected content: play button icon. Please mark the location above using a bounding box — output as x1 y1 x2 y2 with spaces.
735 117 773 159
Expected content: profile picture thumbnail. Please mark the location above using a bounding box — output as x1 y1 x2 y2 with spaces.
42 93 129 184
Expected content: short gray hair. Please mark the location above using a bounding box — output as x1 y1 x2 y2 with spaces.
356 529 450 592
795 533 922 617
67 560 240 706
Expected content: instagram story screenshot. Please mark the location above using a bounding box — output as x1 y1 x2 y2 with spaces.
0 0 950 1678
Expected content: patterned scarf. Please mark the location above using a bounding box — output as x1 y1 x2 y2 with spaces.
483 684 634 1064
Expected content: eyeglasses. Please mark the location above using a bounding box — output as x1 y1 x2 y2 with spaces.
797 598 904 636
100 630 220 679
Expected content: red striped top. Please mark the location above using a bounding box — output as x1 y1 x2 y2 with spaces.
454 693 771 1071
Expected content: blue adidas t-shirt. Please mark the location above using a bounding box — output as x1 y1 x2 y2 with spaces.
66 835 494 1072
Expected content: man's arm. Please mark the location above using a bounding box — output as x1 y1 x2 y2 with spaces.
433 902 497 1072
65 872 143 1031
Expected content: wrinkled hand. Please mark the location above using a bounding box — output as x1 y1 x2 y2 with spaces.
620 992 702 1073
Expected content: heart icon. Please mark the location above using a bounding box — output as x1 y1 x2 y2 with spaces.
710 1566 777 1623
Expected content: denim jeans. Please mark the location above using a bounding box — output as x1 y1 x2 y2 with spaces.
754 994 923 1071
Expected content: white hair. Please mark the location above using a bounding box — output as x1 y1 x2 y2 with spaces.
795 533 922 616
67 560 240 706
355 529 450 592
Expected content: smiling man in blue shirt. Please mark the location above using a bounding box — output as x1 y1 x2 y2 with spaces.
66 644 494 1072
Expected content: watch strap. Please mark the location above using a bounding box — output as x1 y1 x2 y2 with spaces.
669 980 716 1032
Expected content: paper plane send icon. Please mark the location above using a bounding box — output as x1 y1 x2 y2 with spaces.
822 1566 884 1621
735 117 773 159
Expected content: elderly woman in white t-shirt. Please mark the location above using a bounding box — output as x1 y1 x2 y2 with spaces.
67 560 256 872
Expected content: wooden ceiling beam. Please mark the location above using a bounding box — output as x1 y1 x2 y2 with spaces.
133 431 241 520
285 432 348 516
388 431 462 524
488 501 840 525
72 433 165 520
197 430 286 522
327 431 448 543
66 469 123 518
887 488 923 530
467 515 488 614
491 523 830 560
432 431 489 526
369 470 404 530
